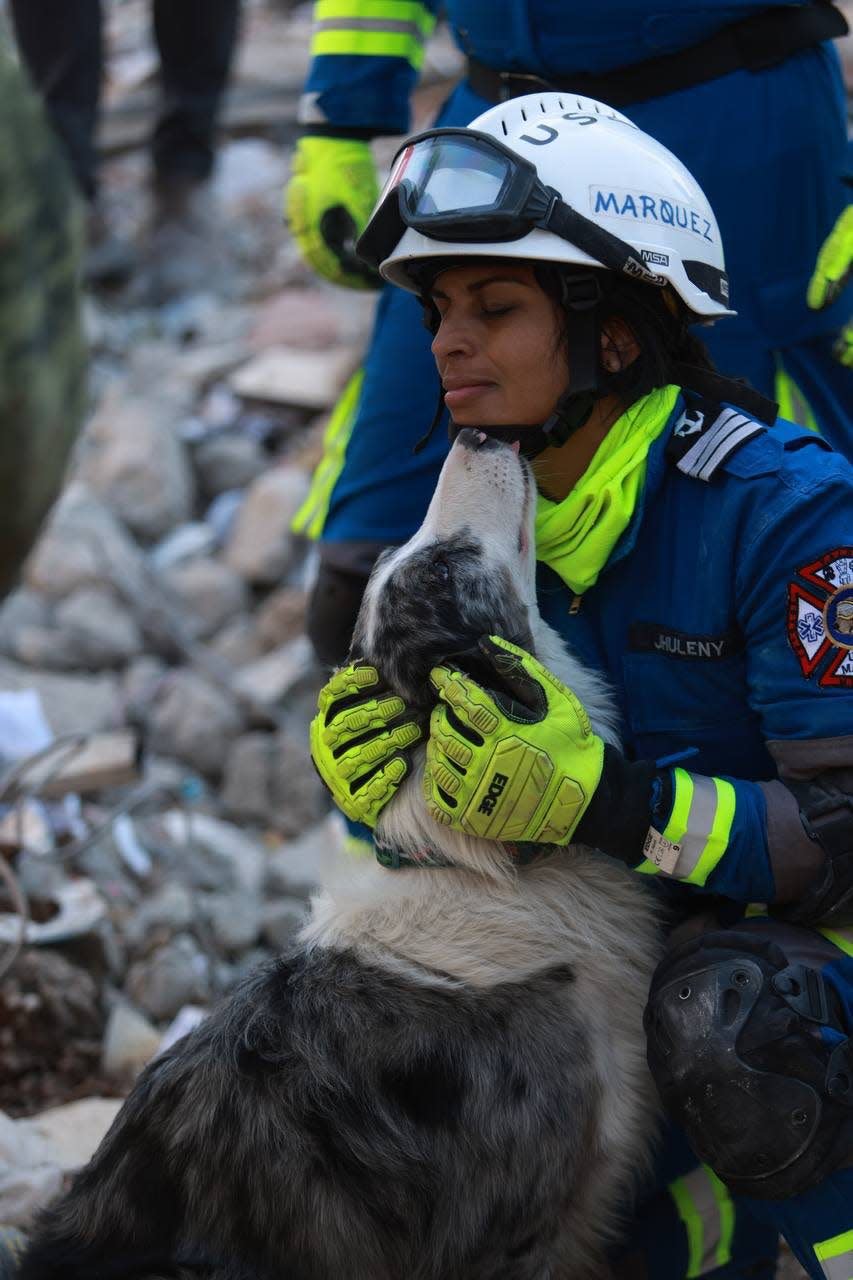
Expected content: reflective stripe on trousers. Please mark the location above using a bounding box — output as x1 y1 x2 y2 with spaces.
814 1229 853 1279
669 1164 735 1277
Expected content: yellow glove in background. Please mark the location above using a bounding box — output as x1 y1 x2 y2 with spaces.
285 136 380 289
807 204 853 311
310 662 423 828
424 636 605 844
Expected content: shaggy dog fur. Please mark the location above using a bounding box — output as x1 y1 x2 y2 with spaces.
19 431 660 1280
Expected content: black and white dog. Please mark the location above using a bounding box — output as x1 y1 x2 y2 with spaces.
20 430 659 1280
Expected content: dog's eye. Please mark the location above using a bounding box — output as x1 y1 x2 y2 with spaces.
432 557 451 583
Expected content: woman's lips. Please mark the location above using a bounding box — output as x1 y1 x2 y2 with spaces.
443 383 494 409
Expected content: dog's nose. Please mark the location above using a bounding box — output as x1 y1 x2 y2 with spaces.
455 428 505 453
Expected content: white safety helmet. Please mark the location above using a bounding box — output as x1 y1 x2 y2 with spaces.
358 92 733 320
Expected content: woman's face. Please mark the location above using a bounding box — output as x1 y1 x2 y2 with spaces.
429 262 569 426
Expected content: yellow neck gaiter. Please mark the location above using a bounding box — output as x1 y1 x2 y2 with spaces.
534 384 680 596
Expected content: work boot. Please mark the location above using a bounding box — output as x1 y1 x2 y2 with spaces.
136 172 232 305
84 203 137 290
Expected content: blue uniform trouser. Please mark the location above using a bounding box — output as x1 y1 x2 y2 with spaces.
316 45 851 552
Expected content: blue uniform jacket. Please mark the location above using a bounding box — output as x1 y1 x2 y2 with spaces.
536 394 853 906
305 0 839 134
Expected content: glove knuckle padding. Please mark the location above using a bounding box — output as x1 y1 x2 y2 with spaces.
425 642 605 844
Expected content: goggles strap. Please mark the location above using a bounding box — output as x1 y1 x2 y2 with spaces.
544 198 663 287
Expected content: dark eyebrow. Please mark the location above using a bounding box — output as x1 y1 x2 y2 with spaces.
431 274 534 300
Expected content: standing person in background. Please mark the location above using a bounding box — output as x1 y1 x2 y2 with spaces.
286 0 852 669
9 0 242 298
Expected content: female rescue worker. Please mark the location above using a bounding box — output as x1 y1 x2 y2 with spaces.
309 95 853 1280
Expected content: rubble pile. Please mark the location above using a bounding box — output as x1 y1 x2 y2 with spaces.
0 0 392 1134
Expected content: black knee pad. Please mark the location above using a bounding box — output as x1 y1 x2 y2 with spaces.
306 560 372 668
644 923 853 1198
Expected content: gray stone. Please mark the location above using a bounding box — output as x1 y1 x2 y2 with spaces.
194 433 265 499
260 897 306 950
223 465 310 584
199 890 261 954
268 730 329 837
54 587 144 668
265 815 348 897
101 1001 161 1081
149 522 217 572
147 670 244 776
206 614 262 668
160 557 249 640
75 385 195 542
160 810 266 897
125 932 211 1022
220 733 273 826
121 655 167 723
24 486 149 602
255 586 307 651
221 728 328 837
204 489 244 545
230 345 358 410
125 882 195 952
231 635 313 711
0 590 51 656
0 658 119 737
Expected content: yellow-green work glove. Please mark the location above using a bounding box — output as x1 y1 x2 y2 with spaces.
310 662 423 828
424 636 606 844
285 136 380 289
807 204 853 311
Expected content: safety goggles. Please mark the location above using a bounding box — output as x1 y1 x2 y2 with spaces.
356 127 664 286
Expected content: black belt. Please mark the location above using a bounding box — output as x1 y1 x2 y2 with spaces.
466 3 848 108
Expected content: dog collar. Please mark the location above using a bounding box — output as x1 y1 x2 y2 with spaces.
374 841 553 871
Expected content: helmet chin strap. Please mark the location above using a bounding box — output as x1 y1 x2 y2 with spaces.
414 272 603 460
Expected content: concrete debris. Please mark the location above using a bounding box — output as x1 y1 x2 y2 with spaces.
100 1001 161 1081
125 932 212 1022
230 344 359 410
223 464 311 584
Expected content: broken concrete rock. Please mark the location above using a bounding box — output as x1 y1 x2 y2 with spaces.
255 585 307 651
75 386 195 542
54 586 144 668
193 431 266 498
24 486 149 603
100 1001 161 1082
147 669 245 776
0 658 119 737
125 932 212 1022
160 557 249 640
223 463 310 584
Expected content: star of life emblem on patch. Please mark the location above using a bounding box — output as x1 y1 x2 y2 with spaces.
787 549 853 687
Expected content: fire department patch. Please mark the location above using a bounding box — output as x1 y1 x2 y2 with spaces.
787 549 853 687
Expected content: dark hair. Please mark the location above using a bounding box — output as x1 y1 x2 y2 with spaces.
534 264 716 407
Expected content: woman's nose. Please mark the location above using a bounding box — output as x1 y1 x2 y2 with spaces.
431 314 475 361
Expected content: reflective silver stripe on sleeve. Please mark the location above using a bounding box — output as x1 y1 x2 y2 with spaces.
670 774 719 879
677 409 765 481
315 16 426 35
